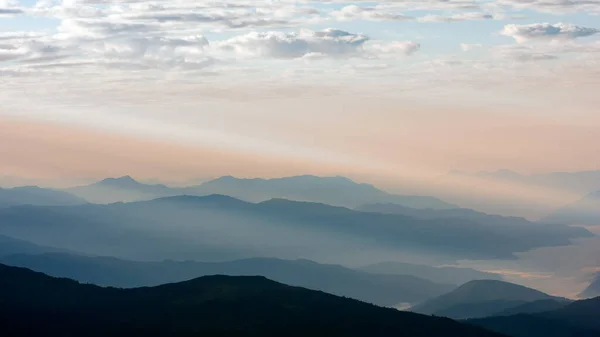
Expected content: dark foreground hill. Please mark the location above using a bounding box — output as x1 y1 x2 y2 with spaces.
0 264 504 337
0 252 454 306
468 297 600 337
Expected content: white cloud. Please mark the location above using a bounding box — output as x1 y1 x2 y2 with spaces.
418 12 494 22
366 40 421 56
497 0 600 15
461 43 483 51
501 23 600 43
0 0 23 16
213 29 370 59
331 5 413 22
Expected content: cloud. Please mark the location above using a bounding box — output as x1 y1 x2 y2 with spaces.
501 23 600 43
0 0 23 16
418 12 494 23
331 5 413 22
461 43 483 51
497 0 600 15
213 29 370 59
365 41 421 56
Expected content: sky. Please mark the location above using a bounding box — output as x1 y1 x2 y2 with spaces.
1 0 600 187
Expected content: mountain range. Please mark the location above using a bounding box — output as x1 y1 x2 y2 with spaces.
0 263 505 337
0 186 86 207
64 175 457 209
0 252 455 307
449 170 600 196
358 261 503 285
0 195 591 262
410 279 569 319
543 191 600 226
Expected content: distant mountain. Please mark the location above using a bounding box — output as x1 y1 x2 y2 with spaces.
358 261 503 285
0 195 591 262
0 186 86 207
0 253 454 307
579 273 600 299
410 280 567 319
493 299 569 316
450 170 600 196
64 176 176 203
543 191 600 226
188 175 458 209
0 235 69 257
0 263 505 337
468 297 600 337
64 175 457 209
356 203 592 241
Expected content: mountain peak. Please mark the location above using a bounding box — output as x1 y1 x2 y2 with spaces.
98 175 140 186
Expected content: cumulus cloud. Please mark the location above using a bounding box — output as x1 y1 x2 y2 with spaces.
418 12 494 22
497 0 600 15
501 23 600 43
461 43 483 51
365 41 421 56
213 29 370 59
0 0 23 16
331 5 413 22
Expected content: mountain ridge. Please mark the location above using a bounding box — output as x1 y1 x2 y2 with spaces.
0 263 505 337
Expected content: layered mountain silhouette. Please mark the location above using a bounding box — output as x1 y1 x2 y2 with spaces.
579 273 600 299
468 296 600 337
357 203 592 240
0 235 70 257
64 175 457 209
0 195 591 261
0 263 505 337
0 186 86 207
358 261 503 285
492 299 569 316
0 252 454 306
410 279 569 319
543 191 600 226
449 170 600 196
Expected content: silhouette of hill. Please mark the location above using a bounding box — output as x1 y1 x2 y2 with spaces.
0 263 505 337
410 280 567 319
0 186 86 207
0 195 591 261
468 297 600 337
493 299 569 316
449 170 600 196
357 203 592 238
64 176 176 203
0 253 454 306
0 235 69 257
579 273 600 299
358 261 502 285
64 175 457 209
543 191 600 226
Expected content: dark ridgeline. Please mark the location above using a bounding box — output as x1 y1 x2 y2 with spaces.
468 296 600 337
0 263 505 337
0 252 455 307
